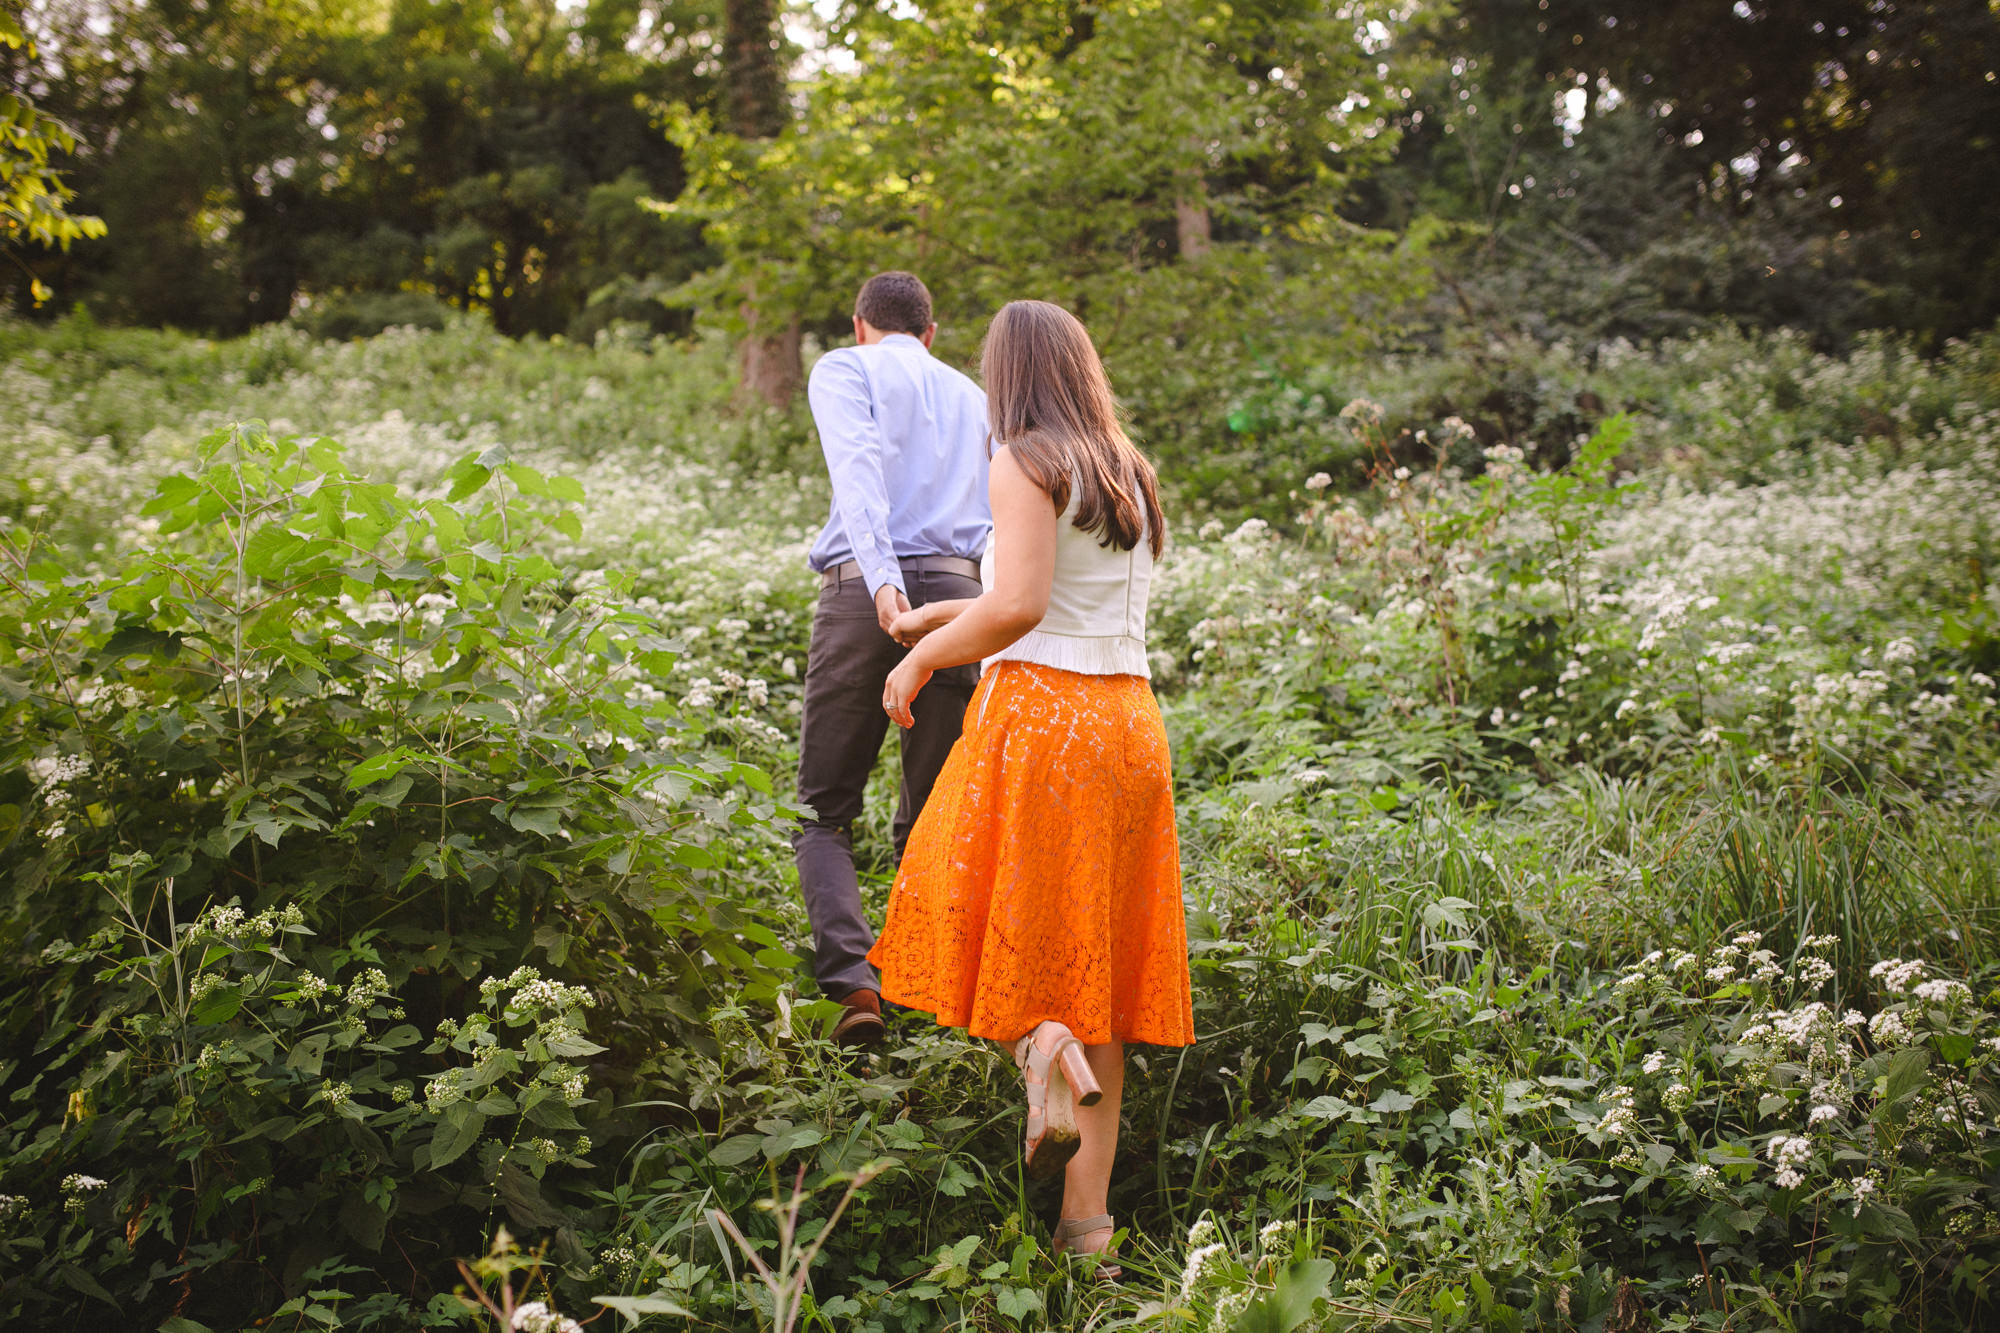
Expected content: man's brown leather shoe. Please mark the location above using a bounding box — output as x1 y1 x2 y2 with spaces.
832 988 886 1048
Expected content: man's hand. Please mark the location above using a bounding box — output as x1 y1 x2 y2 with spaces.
875 584 911 636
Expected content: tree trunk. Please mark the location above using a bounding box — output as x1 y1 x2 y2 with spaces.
1175 189 1212 260
1175 143 1211 260
739 306 802 408
724 0 787 140
724 0 800 401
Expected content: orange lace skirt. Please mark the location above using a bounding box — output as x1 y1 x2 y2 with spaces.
868 660 1195 1048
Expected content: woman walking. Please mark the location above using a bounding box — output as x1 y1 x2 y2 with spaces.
872 299 1194 1276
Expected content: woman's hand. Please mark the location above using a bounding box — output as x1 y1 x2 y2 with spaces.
883 654 932 729
889 605 931 646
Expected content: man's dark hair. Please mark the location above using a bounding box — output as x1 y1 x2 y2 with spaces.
854 271 933 336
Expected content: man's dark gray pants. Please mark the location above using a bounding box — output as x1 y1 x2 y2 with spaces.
794 563 981 1000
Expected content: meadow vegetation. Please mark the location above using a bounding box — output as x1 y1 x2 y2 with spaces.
3 311 1998 1330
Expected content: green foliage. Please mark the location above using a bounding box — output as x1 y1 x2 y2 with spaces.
300 290 454 341
666 0 1435 439
0 420 793 1324
3 317 1999 1330
16 1 710 335
0 11 106 304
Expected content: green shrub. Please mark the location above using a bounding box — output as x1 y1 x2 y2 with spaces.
299 291 455 341
0 423 791 1324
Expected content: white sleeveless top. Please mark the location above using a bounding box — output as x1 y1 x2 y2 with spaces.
981 488 1154 678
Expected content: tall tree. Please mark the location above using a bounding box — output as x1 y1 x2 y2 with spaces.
670 0 1434 458
1370 0 2000 343
723 0 802 405
15 0 717 336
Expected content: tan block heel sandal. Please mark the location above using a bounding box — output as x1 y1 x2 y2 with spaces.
1012 1020 1102 1179
1053 1213 1122 1282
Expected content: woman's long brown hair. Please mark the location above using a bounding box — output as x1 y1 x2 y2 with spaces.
980 300 1166 557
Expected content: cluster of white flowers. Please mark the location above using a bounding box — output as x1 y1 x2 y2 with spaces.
345 967 392 1008
62 1173 107 1216
1868 1009 1915 1047
509 1301 582 1333
511 975 594 1013
1257 1218 1298 1254
425 1070 465 1112
1868 958 1926 993
31 752 87 830
597 1243 642 1282
1913 978 1971 1007
1481 443 1526 481
1596 1087 1638 1137
1208 1289 1253 1331
1765 1134 1813 1189
1180 1241 1227 1298
197 904 248 937
1338 397 1385 427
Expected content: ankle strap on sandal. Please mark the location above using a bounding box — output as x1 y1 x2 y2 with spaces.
1055 1214 1113 1238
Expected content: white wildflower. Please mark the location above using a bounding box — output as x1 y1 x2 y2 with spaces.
1868 1009 1914 1047
344 967 391 1008
1913 978 1970 1007
1258 1218 1298 1253
1868 958 1925 994
1180 1241 1227 1298
1765 1135 1812 1189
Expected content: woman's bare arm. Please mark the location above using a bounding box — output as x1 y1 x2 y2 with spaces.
889 597 973 645
883 448 1057 724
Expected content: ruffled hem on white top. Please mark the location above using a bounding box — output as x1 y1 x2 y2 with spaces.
987 629 1151 679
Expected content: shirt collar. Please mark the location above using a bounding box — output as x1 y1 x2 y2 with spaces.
879 332 925 349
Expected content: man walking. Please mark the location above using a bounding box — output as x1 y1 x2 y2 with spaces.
796 271 991 1047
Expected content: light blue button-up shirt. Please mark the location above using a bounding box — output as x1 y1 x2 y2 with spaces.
806 333 992 598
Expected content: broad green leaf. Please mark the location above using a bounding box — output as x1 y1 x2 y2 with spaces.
427 1107 487 1170
1232 1257 1335 1333
708 1133 764 1167
595 1295 692 1325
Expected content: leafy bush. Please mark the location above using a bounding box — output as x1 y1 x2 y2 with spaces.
0 423 792 1324
298 291 456 342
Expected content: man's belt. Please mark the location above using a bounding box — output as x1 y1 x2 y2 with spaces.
820 555 981 588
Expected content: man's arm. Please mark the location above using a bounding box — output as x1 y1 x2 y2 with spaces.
807 352 908 630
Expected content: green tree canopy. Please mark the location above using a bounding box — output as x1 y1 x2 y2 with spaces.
0 9 106 305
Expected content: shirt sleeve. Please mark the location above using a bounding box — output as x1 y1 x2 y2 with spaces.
808 351 904 598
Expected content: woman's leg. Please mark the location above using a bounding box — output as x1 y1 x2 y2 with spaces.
1059 1039 1125 1248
